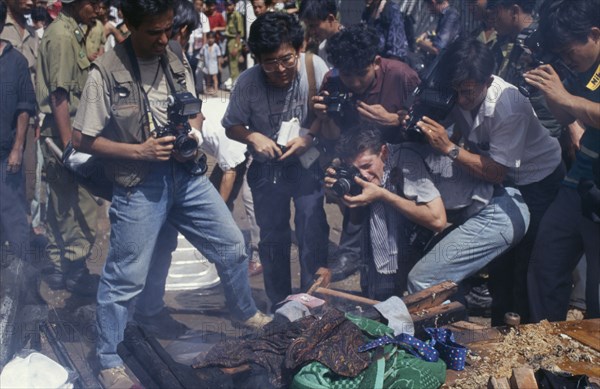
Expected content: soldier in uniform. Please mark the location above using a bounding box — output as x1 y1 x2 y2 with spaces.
36 0 99 296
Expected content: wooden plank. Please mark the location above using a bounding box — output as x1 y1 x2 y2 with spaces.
313 287 381 306
558 319 600 353
402 281 458 314
412 301 467 336
510 367 538 389
487 377 511 389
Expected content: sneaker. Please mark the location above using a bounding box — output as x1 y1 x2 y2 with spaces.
133 308 190 339
98 366 135 389
242 311 272 330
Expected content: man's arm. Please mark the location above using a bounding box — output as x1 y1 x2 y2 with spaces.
72 130 176 161
218 169 237 203
49 89 73 148
525 64 600 129
417 116 508 184
343 176 447 232
225 124 282 160
6 111 30 174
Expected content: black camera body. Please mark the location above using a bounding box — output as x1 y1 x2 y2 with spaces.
154 92 202 158
321 90 355 117
332 165 364 197
404 51 457 142
516 27 575 97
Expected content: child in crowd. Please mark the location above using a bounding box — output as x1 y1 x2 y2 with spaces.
201 31 222 94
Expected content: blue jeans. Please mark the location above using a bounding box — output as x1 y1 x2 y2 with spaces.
247 159 329 307
96 161 256 369
407 187 530 293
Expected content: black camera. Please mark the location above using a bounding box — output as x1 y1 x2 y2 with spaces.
404 52 457 142
321 90 355 117
331 165 364 197
154 92 202 158
516 28 575 97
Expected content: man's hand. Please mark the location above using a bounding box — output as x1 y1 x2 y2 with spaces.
524 64 571 107
312 93 329 120
6 147 23 174
342 176 384 208
280 134 312 160
357 101 400 127
248 132 282 160
417 116 454 155
137 135 176 161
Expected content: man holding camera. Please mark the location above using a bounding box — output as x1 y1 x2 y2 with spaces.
326 127 528 300
312 25 419 281
223 12 330 310
71 0 268 386
414 37 563 325
524 0 600 323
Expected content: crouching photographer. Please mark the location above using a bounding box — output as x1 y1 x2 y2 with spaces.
70 0 268 386
324 126 529 301
525 0 600 323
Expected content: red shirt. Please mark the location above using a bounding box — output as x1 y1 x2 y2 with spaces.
206 12 226 31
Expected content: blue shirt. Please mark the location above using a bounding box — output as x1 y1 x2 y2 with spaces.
0 41 36 158
432 6 461 50
564 64 600 188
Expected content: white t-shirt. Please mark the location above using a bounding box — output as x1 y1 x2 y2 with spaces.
188 12 211 55
450 75 561 186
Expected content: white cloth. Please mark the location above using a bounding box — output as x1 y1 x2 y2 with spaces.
451 75 561 186
0 352 72 389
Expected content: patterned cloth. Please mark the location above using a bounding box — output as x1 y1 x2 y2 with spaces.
369 161 400 274
292 315 446 389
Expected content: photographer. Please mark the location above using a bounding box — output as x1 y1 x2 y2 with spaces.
312 25 419 280
314 25 419 143
524 0 600 323
326 127 528 300
223 12 330 309
71 0 269 386
414 37 563 325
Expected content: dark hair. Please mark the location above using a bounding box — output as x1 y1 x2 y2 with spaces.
121 0 174 29
326 24 380 73
539 0 600 51
298 0 337 22
337 125 385 162
442 37 495 86
248 12 304 58
0 1 7 27
172 0 199 35
206 30 216 39
486 0 536 13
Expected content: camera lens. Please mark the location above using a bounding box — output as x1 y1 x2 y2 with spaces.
332 178 352 197
175 135 198 159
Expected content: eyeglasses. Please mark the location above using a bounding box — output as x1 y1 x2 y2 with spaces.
261 54 298 73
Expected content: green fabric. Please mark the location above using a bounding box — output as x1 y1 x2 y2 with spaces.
292 315 446 389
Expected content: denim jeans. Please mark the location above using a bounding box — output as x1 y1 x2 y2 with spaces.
97 160 256 369
247 159 329 307
407 187 530 293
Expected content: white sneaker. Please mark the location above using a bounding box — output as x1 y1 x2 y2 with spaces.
98 366 135 389
243 311 273 330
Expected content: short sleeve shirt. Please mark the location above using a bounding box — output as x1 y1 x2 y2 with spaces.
450 75 561 186
36 12 91 117
222 53 329 137
0 13 39 73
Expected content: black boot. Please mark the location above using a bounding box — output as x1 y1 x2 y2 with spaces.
65 260 99 297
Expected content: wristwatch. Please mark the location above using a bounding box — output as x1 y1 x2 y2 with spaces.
306 132 319 146
447 145 460 160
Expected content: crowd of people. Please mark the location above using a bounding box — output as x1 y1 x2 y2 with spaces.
0 0 598 387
